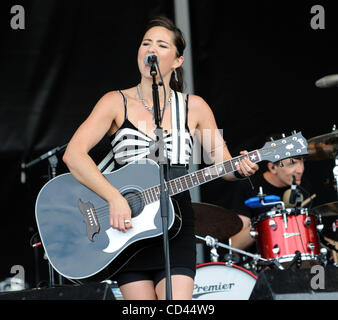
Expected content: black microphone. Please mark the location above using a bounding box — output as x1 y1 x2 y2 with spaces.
289 175 297 204
144 54 158 66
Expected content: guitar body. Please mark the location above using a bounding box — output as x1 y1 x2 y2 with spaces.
35 159 181 283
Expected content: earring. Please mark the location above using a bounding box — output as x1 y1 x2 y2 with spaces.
174 69 178 82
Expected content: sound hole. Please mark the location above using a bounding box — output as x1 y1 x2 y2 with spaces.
122 190 145 218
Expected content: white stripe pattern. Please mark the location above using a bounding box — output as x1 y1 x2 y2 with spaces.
97 91 192 173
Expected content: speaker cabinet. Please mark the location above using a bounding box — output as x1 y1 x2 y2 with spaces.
0 282 115 300
250 267 338 300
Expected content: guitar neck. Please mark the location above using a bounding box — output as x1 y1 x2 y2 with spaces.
142 150 261 204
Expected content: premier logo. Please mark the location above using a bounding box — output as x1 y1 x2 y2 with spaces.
193 282 235 298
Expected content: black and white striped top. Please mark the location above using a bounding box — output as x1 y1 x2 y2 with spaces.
98 90 193 173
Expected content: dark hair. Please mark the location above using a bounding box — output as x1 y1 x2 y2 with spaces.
144 16 186 92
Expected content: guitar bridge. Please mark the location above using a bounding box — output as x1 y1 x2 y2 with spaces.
78 199 100 241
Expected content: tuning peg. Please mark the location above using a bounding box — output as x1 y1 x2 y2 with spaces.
270 137 274 141
291 130 297 135
281 133 286 138
279 161 284 167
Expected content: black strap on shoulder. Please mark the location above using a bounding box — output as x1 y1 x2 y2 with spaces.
118 90 127 120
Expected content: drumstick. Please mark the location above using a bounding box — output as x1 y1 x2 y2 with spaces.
301 194 316 207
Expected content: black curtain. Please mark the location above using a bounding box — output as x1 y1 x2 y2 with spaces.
190 1 338 206
0 0 337 288
0 0 174 287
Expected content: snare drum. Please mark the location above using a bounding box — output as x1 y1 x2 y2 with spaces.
251 208 321 264
193 262 257 300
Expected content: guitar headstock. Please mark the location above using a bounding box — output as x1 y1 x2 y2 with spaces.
260 132 308 163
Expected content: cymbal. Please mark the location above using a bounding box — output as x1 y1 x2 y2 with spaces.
307 130 338 160
313 201 338 241
313 201 338 217
192 202 243 241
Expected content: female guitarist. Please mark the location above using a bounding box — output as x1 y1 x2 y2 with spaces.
62 16 258 300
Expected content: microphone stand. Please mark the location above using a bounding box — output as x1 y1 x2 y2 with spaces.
149 61 172 300
23 144 68 170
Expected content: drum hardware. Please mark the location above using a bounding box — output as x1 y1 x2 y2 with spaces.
249 229 258 238
313 201 338 241
196 235 266 262
269 219 277 230
282 210 288 229
272 245 280 255
195 235 285 270
319 235 337 266
202 234 220 262
223 239 241 266
223 253 241 265
245 187 281 209
255 187 290 229
316 213 324 232
304 214 312 228
210 247 220 263
224 238 233 265
286 250 302 269
308 242 315 258
334 155 338 199
317 223 324 232
320 247 328 265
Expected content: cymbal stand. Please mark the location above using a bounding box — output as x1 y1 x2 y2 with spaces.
196 235 285 270
197 235 271 264
333 154 338 200
225 238 233 266
204 236 220 262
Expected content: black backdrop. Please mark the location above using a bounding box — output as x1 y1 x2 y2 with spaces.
1 0 337 288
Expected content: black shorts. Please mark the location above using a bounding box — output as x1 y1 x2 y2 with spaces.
114 267 196 287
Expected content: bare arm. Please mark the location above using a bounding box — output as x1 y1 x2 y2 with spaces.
230 215 255 250
63 91 132 232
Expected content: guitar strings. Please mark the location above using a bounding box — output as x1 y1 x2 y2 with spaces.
91 139 303 220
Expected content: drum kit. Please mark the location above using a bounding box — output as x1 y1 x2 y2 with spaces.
193 128 338 300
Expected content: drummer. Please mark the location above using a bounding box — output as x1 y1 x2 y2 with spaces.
229 136 317 250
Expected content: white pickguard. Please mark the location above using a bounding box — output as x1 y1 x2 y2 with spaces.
103 201 160 253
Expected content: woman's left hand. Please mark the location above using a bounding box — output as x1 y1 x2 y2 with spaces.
236 150 259 177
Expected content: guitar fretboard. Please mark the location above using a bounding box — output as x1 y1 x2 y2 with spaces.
141 150 261 204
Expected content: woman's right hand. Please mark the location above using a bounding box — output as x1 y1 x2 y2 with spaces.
109 194 133 233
